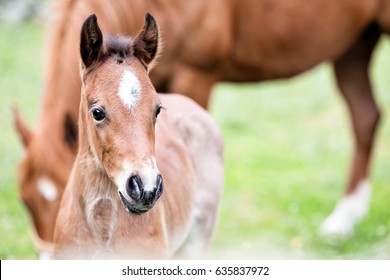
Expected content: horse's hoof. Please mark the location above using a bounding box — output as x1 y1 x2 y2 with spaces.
319 180 371 238
319 213 354 238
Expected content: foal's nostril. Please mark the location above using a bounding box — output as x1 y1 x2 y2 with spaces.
126 175 143 201
142 174 163 206
155 174 164 198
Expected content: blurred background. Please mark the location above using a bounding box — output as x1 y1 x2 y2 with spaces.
1 0 390 259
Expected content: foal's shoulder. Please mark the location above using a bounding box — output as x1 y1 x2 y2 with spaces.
157 93 222 140
156 93 223 164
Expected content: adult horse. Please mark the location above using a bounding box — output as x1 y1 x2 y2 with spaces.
14 0 390 257
53 13 223 259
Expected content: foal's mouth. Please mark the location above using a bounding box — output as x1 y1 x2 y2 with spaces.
118 191 150 215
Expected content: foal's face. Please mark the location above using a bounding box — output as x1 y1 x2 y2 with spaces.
83 59 163 214
80 14 163 214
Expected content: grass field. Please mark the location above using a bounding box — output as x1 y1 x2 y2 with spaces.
0 21 389 259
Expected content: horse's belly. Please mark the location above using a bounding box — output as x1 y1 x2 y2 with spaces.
378 0 390 32
225 0 379 81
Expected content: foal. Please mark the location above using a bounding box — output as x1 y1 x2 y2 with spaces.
53 14 224 259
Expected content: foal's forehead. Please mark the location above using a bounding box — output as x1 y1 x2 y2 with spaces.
87 58 156 110
117 69 141 110
85 35 156 107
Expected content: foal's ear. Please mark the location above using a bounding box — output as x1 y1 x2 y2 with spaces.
80 14 103 68
134 13 159 67
13 106 33 147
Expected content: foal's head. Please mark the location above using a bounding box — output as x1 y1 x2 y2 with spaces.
79 14 163 214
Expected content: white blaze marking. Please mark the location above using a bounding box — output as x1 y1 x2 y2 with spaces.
320 179 371 237
118 70 141 109
37 178 58 201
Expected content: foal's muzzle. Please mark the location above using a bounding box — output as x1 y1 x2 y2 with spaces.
119 174 163 214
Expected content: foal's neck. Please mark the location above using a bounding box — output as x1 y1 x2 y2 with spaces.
75 148 120 244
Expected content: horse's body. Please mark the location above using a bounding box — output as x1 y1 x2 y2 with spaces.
53 14 223 259
14 0 390 257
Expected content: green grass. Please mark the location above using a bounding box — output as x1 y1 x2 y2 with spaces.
210 38 390 259
1 21 390 259
0 21 43 259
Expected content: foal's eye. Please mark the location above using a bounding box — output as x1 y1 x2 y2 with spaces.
91 107 106 122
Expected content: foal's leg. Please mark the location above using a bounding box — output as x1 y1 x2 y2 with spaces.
173 218 215 259
320 24 381 237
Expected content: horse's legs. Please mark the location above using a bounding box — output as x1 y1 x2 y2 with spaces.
168 65 218 109
320 25 381 237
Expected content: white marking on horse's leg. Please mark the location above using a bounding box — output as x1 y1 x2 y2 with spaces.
37 178 58 201
320 179 371 237
118 70 141 110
